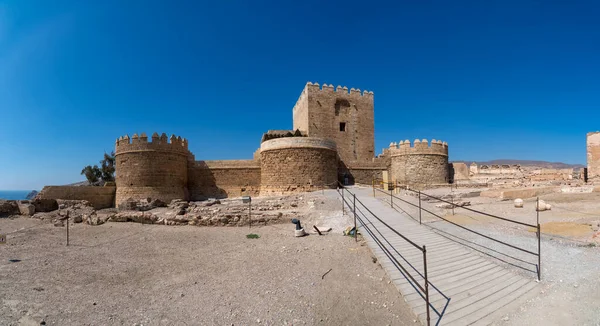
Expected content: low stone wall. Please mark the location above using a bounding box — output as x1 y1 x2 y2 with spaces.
480 187 557 200
37 186 116 209
340 160 387 185
528 168 573 182
345 168 385 185
188 160 261 200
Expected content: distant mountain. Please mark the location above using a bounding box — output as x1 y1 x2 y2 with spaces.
451 159 585 169
25 190 39 200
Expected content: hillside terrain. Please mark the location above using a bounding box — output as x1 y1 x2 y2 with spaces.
452 159 585 169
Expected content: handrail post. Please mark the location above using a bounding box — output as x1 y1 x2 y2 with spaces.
423 245 430 326
342 187 345 215
353 194 357 242
66 210 70 246
536 197 540 225
390 187 393 208
372 179 375 197
537 223 541 281
418 191 422 225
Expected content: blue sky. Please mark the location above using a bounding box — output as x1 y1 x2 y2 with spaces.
1 0 599 190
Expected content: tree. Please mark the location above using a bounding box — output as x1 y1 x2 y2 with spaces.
81 165 102 185
81 151 116 185
100 151 116 182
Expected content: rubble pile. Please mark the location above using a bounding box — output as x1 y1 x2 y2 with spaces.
1 195 309 228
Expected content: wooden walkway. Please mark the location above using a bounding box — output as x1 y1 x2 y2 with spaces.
348 187 539 325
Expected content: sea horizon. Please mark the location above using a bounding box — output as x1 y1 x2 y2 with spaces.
0 190 39 200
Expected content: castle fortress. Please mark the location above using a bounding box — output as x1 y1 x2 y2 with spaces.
110 82 453 206
36 82 599 207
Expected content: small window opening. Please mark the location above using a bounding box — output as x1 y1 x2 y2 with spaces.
339 122 346 132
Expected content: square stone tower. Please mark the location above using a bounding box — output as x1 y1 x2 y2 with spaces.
292 82 375 163
587 132 600 181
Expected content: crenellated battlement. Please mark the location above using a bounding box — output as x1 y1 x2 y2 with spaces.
389 139 448 156
305 81 374 97
115 132 190 155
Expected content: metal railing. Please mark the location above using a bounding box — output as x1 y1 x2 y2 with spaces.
371 183 542 281
337 185 450 326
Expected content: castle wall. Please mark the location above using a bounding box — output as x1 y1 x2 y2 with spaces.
299 82 375 164
528 168 573 181
450 162 470 181
115 133 190 205
37 186 116 209
477 165 520 175
587 132 600 181
341 160 388 185
292 87 309 134
346 167 385 185
390 139 449 185
188 160 261 200
260 137 338 195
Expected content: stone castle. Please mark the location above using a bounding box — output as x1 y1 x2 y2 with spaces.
112 82 451 206
36 82 600 208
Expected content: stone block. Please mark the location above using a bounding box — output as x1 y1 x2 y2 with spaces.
18 202 35 215
31 198 58 212
0 200 19 217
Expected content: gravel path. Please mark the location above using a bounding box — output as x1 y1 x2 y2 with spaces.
0 200 416 325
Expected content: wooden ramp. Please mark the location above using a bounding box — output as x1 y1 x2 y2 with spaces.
348 188 539 325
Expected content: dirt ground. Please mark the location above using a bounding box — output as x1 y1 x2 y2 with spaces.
0 217 415 325
394 187 600 243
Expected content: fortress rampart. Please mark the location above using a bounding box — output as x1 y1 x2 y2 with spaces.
115 132 190 155
259 137 338 195
301 82 374 97
115 133 192 205
389 139 449 156
37 185 116 209
390 139 450 185
588 132 600 182
188 160 261 200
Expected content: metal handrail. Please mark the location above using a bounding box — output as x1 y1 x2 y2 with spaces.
373 186 542 281
337 186 451 325
350 200 452 315
409 189 537 228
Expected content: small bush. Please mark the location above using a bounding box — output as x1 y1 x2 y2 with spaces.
246 233 260 239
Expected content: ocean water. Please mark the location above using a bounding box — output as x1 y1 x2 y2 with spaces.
0 190 33 200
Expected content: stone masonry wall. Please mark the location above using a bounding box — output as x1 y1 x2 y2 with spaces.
188 160 261 200
347 168 385 185
260 137 338 195
292 87 309 134
450 162 470 181
293 82 375 164
390 139 449 185
588 132 600 182
341 160 388 185
37 186 116 209
115 133 191 205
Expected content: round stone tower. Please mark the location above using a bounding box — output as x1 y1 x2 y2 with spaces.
260 137 338 195
115 132 191 206
390 139 449 185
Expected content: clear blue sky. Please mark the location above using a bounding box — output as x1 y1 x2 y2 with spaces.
1 0 599 190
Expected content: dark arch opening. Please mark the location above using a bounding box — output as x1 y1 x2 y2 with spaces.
334 99 351 116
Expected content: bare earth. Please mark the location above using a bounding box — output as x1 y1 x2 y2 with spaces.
0 217 415 326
